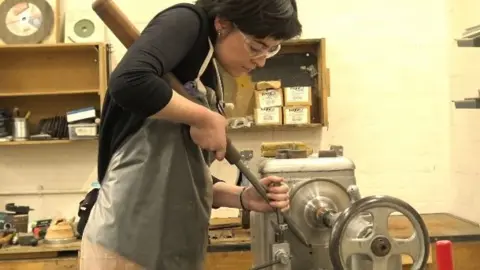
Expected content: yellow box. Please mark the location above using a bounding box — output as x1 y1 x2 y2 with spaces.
255 80 282 90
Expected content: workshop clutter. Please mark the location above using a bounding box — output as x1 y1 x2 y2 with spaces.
0 202 77 249
0 106 100 143
253 80 312 126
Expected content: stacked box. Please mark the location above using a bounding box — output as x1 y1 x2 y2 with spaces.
283 86 312 125
253 81 283 126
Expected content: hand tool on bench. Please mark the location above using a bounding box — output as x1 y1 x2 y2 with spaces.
91 0 310 248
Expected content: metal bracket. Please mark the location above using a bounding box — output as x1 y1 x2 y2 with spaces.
453 89 480 109
240 150 254 164
271 220 289 243
330 145 344 156
251 242 292 270
456 24 480 47
272 242 292 270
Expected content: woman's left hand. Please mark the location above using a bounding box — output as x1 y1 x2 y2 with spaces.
242 176 289 212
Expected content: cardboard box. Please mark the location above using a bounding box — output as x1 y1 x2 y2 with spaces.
255 89 283 109
255 80 282 90
254 107 283 126
284 86 312 106
283 106 311 125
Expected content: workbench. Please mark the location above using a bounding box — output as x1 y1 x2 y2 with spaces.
0 213 479 270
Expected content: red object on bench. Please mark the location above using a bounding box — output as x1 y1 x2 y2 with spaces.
436 240 454 270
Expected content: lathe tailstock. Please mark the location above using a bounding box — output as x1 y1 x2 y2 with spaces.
250 152 430 270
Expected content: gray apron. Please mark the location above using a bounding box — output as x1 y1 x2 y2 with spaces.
80 40 221 270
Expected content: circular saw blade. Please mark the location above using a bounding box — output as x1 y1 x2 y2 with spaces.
0 0 54 44
73 18 95 39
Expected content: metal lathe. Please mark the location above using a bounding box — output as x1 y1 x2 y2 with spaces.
249 150 430 270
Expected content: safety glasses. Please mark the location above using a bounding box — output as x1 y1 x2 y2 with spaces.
235 25 282 59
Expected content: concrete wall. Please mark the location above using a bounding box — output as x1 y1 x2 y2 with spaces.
1 0 476 223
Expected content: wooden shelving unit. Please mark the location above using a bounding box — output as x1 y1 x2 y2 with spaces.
228 123 322 133
0 139 98 146
0 43 109 146
223 38 330 131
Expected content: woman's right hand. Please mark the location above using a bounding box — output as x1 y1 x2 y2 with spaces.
190 110 228 160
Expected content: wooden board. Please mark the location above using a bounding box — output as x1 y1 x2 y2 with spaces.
0 258 78 270
0 242 80 270
0 241 80 256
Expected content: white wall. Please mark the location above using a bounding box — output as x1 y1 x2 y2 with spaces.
1 0 477 223
449 0 480 223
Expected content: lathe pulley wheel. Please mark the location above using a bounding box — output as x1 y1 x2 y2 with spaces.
329 195 430 270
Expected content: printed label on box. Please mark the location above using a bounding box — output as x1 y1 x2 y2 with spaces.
284 107 310 125
75 127 97 136
255 107 282 125
256 89 283 108
284 86 311 105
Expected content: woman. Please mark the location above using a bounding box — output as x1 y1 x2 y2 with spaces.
80 0 302 269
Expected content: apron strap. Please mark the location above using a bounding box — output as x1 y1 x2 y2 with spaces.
197 39 214 78
195 38 225 115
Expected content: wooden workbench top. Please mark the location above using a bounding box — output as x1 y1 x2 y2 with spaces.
0 241 80 255
207 212 480 252
390 213 480 242
1 212 478 256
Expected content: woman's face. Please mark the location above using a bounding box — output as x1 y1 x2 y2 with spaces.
214 19 282 77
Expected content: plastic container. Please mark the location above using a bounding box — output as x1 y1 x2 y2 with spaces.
68 123 98 140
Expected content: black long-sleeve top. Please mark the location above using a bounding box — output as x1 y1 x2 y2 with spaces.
97 4 223 185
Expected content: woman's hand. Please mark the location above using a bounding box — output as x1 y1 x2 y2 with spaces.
190 110 228 160
242 176 289 212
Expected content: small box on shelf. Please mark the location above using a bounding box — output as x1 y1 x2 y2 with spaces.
254 89 283 109
284 86 312 106
68 123 98 140
255 80 282 91
283 106 311 125
254 107 283 126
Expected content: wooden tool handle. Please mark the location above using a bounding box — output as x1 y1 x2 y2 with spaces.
92 0 138 48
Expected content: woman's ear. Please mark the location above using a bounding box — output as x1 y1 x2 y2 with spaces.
214 17 234 35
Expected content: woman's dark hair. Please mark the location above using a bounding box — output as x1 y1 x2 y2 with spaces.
195 0 302 40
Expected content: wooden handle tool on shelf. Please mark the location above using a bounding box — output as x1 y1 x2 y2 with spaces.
92 0 310 247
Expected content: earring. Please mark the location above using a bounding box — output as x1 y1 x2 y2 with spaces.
217 30 222 37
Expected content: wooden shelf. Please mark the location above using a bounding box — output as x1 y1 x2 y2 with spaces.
0 139 97 146
0 94 101 131
0 43 105 95
0 89 100 97
0 43 109 145
0 42 104 52
228 124 322 132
